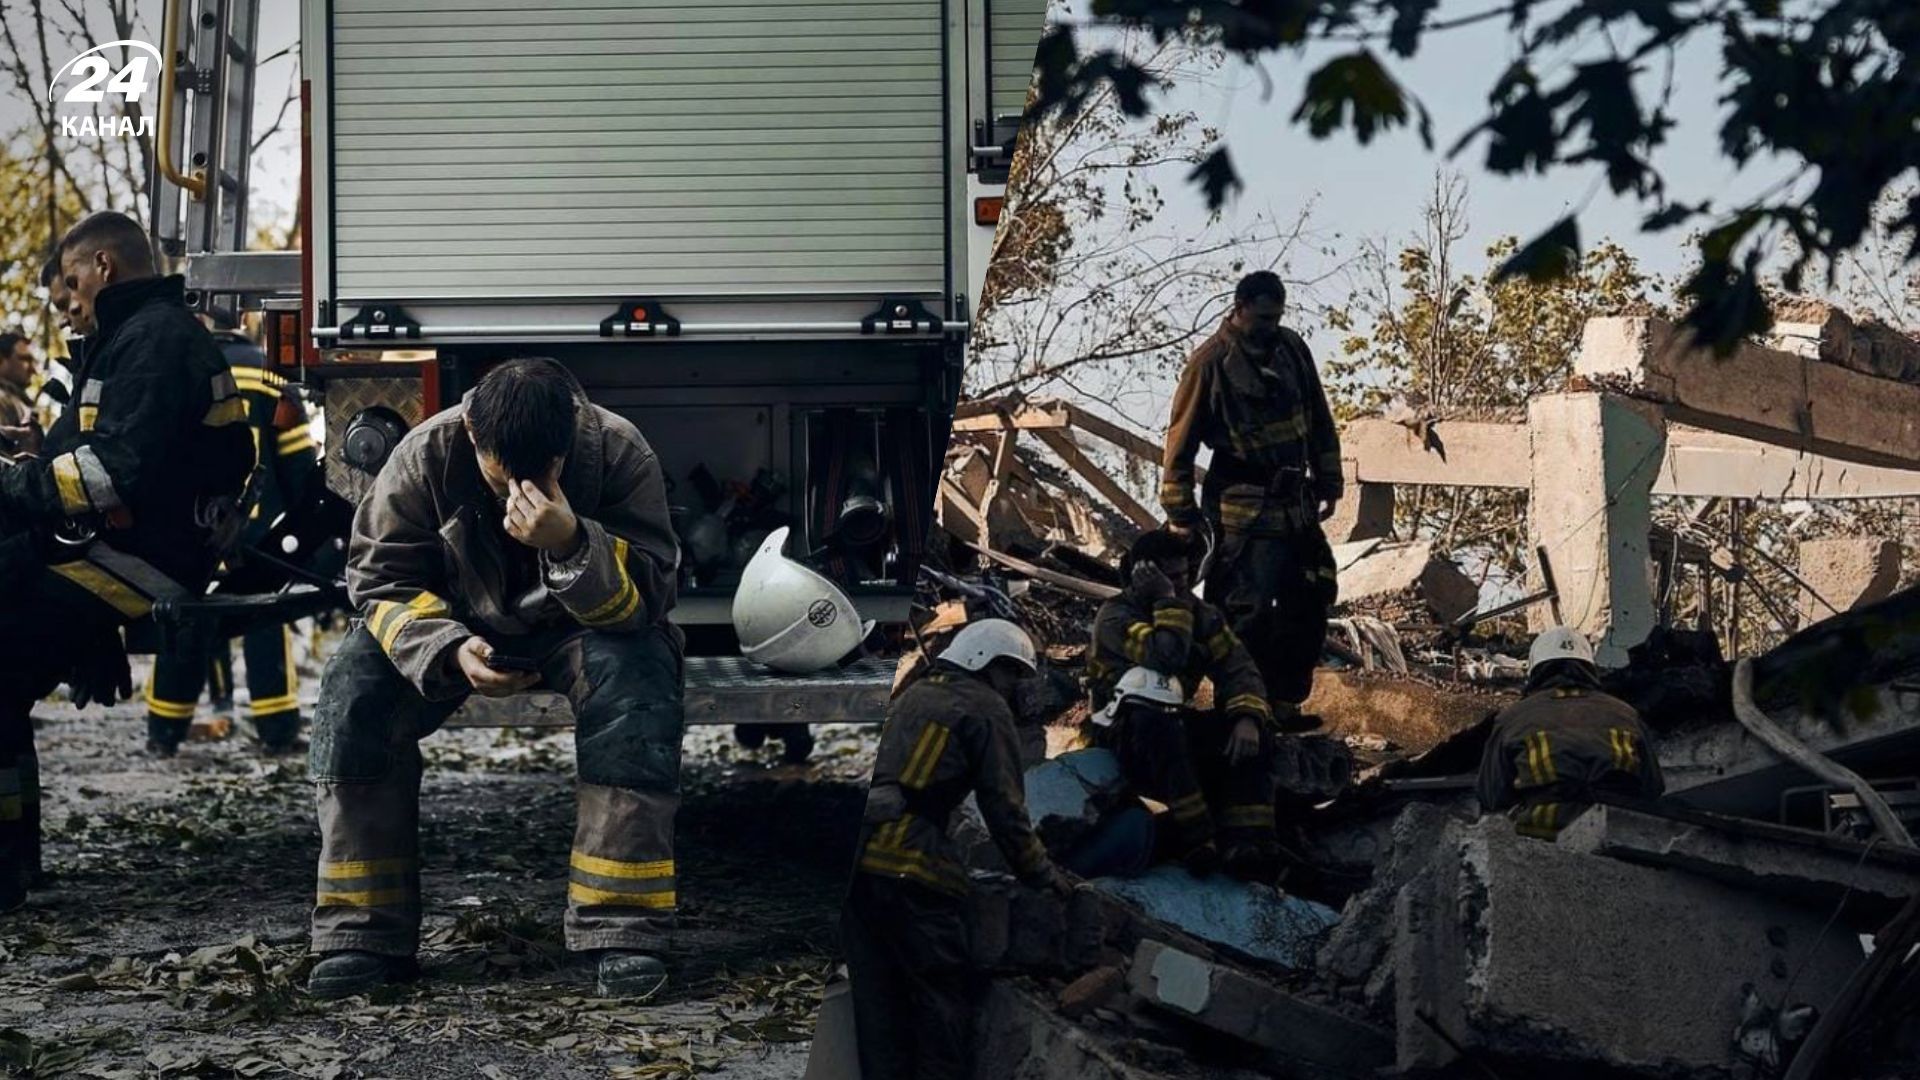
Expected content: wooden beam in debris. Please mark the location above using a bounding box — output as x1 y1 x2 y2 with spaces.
1345 418 1920 499
963 541 1122 600
1035 427 1161 531
937 476 988 545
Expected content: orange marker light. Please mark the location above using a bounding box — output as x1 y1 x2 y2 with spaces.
974 196 1004 226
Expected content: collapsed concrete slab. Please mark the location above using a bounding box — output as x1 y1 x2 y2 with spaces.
1797 537 1901 627
1558 803 1920 918
1092 866 1338 970
1335 540 1479 626
1397 818 1866 1075
1317 802 1460 1011
1306 669 1505 758
1127 940 1394 1077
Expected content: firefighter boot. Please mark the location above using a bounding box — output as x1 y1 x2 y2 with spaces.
146 715 190 758
596 951 668 999
307 950 418 1000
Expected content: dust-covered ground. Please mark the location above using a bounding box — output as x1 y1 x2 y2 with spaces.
1 655 877 1080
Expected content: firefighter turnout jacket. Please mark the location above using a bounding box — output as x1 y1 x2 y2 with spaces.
855 669 1055 897
0 275 253 614
1160 319 1342 535
1088 590 1273 727
1477 678 1665 839
347 401 681 701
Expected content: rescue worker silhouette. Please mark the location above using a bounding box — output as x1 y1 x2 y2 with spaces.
843 618 1070 1080
305 358 685 1000
1088 528 1282 882
1476 627 1665 839
0 211 254 912
1161 270 1341 732
144 322 318 756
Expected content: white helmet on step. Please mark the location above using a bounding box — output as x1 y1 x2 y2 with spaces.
732 527 872 674
1101 666 1186 723
1527 626 1596 674
937 618 1038 673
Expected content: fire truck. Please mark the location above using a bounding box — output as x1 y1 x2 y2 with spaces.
145 0 1048 728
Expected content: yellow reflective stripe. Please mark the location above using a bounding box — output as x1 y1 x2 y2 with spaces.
278 434 316 457
901 723 951 789
320 857 413 879
51 453 90 514
1159 478 1195 509
568 882 676 909
1224 693 1271 719
247 693 298 716
77 405 97 432
859 847 969 892
203 397 248 427
1153 607 1194 631
51 560 150 617
145 681 198 719
1169 793 1210 821
315 888 413 907
1536 732 1558 783
570 852 673 880
1221 805 1275 827
1123 622 1153 662
1521 732 1543 787
1206 628 1237 661
578 537 641 626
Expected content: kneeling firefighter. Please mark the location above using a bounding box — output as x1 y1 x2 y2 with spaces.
843 618 1070 1080
1088 528 1282 882
1476 627 1665 839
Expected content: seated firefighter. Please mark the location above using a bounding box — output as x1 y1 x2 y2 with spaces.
1476 627 1665 839
306 358 686 1000
844 618 1070 1080
0 212 254 912
1088 528 1281 882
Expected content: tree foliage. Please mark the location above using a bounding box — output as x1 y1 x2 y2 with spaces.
1033 1 1920 354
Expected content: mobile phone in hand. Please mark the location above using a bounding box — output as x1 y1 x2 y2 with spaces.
484 653 540 674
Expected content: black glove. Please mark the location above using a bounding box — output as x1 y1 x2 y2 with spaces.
67 639 132 710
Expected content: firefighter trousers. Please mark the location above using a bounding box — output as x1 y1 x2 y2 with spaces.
840 874 976 1080
0 571 130 898
309 621 685 957
147 624 301 747
1204 525 1338 708
1099 704 1277 854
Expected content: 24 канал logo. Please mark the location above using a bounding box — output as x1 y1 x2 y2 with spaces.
47 40 160 139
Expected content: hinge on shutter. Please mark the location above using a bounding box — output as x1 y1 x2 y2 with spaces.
599 298 682 338
339 304 422 342
861 297 942 336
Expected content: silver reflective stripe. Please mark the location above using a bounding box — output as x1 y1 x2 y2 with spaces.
86 543 185 600
80 379 104 405
210 371 238 399
72 445 121 510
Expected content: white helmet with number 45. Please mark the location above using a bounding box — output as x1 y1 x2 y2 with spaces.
732 527 872 674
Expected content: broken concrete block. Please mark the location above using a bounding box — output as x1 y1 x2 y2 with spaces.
1306 669 1504 758
1797 537 1901 627
1317 802 1460 1010
1335 540 1479 626
1058 965 1126 1019
1556 803 1920 916
968 881 1106 973
972 980 1179 1080
1396 817 1866 1075
1324 460 1394 544
1092 866 1338 969
1127 939 1394 1075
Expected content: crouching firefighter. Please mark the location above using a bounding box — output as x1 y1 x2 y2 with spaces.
307 358 685 1000
0 211 255 911
1088 528 1282 882
844 619 1071 1080
1476 627 1665 840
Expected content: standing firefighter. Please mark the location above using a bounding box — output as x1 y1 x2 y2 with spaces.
145 327 319 756
0 212 254 911
844 618 1070 1080
1477 627 1665 839
306 358 685 1000
1161 271 1341 730
1088 529 1281 881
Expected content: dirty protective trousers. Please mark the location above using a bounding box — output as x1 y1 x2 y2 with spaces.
0 571 129 894
1098 702 1277 855
840 873 975 1080
1203 522 1337 709
309 621 684 956
146 624 300 746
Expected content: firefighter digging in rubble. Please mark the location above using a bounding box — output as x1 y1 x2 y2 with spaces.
305 358 687 1000
1476 626 1666 839
843 618 1071 1080
1089 528 1284 882
1161 270 1342 733
0 211 255 912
